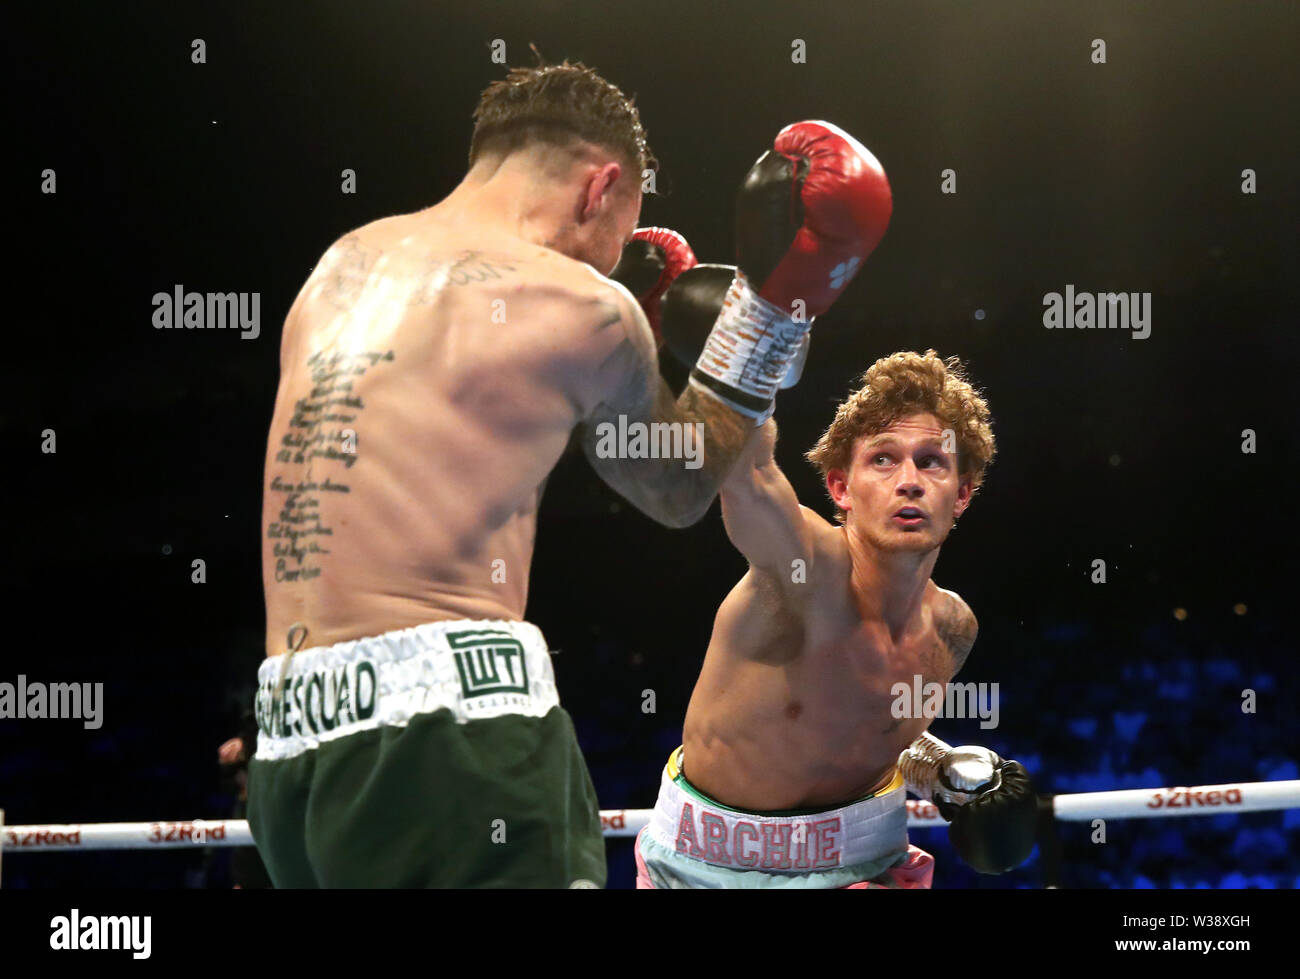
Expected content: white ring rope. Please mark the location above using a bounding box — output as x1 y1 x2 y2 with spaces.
3 780 1297 852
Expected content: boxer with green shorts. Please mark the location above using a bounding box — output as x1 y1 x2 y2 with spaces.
253 62 756 888
248 621 604 887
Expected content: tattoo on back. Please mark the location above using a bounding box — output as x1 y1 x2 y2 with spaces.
408 250 520 305
319 236 520 309
319 236 379 310
265 348 394 584
593 298 623 332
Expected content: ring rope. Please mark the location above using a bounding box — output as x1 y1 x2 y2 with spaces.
3 780 1296 851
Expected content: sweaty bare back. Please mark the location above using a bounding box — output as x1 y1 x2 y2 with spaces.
261 213 630 656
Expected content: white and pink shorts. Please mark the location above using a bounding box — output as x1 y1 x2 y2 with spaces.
635 747 933 889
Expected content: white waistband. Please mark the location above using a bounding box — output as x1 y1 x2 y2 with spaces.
253 619 559 761
646 749 909 871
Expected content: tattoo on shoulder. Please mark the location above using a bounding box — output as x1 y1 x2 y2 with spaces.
936 594 978 677
319 235 380 310
318 237 523 310
593 297 623 332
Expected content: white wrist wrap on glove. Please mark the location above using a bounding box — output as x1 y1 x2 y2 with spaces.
689 272 810 421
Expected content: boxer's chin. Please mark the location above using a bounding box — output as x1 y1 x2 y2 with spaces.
864 524 941 554
887 534 936 554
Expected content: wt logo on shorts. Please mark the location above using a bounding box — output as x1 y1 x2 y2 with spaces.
450 630 530 698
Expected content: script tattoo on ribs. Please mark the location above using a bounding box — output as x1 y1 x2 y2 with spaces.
265 348 395 583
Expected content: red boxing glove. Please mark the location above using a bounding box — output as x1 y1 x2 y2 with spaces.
736 120 892 319
609 227 698 343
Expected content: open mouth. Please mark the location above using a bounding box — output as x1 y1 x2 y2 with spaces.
892 507 925 525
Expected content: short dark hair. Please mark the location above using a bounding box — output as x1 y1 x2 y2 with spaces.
469 59 653 175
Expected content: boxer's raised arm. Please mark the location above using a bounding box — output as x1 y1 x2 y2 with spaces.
719 420 822 577
578 288 753 528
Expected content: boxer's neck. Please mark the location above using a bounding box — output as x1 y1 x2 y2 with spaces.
845 528 940 640
434 149 591 252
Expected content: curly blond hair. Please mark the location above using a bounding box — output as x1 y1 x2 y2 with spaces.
806 350 995 521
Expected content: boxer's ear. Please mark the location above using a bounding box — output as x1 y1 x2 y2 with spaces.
953 475 973 520
582 162 623 220
826 468 851 514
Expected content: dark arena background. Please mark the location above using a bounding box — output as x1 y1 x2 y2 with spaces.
5 0 1298 900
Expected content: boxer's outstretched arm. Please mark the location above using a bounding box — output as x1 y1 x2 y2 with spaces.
719 419 823 576
578 290 753 528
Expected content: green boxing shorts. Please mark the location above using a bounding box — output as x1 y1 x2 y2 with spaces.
247 619 605 888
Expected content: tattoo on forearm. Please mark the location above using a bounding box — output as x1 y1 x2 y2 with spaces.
591 383 752 524
677 383 751 485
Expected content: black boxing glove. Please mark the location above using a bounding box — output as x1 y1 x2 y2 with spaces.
940 758 1037 874
899 733 1038 874
609 227 697 345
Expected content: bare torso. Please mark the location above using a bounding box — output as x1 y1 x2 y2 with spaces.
261 211 625 655
682 531 973 811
